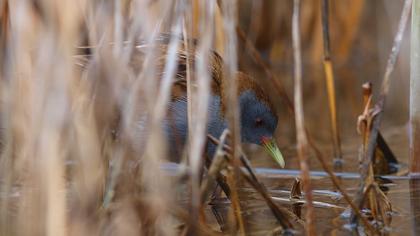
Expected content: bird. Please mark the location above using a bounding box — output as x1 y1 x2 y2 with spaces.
76 35 284 167
156 36 283 166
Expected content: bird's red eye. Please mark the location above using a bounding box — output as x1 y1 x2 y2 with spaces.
255 118 263 126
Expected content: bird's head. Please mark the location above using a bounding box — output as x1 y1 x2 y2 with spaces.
220 72 285 168
239 90 278 145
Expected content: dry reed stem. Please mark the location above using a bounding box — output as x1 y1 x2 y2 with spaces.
200 130 230 231
376 185 392 227
220 1 246 234
411 0 420 173
351 0 412 228
366 174 379 221
292 0 315 234
117 2 175 233
189 0 214 233
200 130 229 205
355 76 394 231
182 2 193 166
5 1 101 235
359 182 392 228
321 0 342 165
0 3 12 233
359 83 383 224
358 83 378 221
98 2 165 215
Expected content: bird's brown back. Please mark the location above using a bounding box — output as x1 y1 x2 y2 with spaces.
129 40 275 115
75 36 276 125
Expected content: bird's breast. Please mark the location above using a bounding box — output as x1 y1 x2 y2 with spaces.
164 94 227 161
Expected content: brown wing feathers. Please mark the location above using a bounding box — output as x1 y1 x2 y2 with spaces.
76 37 275 115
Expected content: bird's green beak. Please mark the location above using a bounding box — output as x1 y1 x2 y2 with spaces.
262 137 285 168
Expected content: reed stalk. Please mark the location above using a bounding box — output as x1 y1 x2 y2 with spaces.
292 0 315 234
220 1 246 234
189 0 214 233
411 0 420 174
321 0 343 166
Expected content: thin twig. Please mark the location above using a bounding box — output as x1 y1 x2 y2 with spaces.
292 0 315 235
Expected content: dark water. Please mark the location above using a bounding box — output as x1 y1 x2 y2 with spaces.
234 172 416 235
194 124 419 235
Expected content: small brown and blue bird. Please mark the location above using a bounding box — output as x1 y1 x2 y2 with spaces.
79 35 284 167
147 36 284 166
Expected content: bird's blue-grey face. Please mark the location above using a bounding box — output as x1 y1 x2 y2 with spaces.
239 90 278 145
